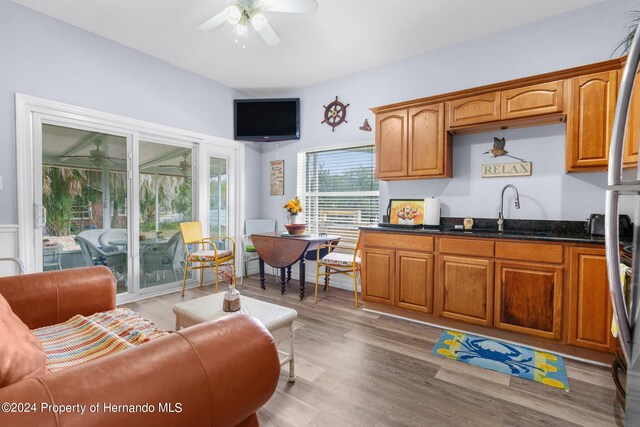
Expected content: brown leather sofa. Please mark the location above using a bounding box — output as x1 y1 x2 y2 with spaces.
0 267 280 427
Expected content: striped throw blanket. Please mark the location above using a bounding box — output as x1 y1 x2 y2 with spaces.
33 308 168 372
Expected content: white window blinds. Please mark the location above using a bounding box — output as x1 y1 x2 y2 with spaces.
297 144 379 242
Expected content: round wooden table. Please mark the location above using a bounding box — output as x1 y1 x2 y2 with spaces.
250 232 340 300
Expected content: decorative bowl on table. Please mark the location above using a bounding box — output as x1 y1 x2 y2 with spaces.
284 223 307 235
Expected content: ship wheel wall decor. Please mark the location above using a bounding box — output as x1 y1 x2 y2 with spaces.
321 96 349 132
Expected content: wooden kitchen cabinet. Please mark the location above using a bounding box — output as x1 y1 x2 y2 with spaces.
624 67 640 168
494 261 563 339
567 247 615 353
407 103 451 177
362 248 395 305
447 92 501 128
375 109 408 179
437 255 494 326
396 251 434 313
376 103 450 180
501 80 564 120
566 70 618 172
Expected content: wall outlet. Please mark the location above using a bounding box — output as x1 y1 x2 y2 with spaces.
0 176 3 191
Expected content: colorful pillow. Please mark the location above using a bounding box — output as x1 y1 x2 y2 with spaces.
0 293 48 387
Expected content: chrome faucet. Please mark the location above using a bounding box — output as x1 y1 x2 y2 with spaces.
498 184 520 232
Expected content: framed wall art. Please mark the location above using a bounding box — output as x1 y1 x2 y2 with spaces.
270 159 284 196
387 199 425 226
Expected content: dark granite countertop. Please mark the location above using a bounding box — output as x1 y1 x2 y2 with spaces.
360 217 617 245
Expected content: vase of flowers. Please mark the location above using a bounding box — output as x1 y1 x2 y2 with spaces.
283 196 306 235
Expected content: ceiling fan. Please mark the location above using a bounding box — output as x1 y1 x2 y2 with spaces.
59 141 124 166
197 0 318 46
156 154 192 173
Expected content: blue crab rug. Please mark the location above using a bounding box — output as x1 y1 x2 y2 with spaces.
433 330 569 390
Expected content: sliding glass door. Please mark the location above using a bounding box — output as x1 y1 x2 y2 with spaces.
40 123 131 294
138 140 194 291
18 94 243 304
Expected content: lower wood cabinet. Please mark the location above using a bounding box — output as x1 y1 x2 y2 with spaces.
567 247 615 352
361 231 615 355
362 248 394 304
494 261 563 339
437 256 494 326
396 251 433 313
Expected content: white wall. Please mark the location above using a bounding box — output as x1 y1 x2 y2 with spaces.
0 0 262 226
259 0 636 222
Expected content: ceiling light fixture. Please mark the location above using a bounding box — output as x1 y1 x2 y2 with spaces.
225 4 242 25
250 11 268 32
197 0 318 47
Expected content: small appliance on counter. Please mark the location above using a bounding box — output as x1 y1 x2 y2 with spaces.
588 214 632 236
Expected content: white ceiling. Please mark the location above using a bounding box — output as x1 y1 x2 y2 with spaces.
12 0 605 96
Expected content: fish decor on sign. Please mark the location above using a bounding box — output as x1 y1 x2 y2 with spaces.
483 137 525 162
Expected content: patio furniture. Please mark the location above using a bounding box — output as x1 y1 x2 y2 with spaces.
179 221 236 296
314 231 362 308
42 244 63 271
173 292 297 382
75 235 127 280
140 232 183 285
98 229 127 253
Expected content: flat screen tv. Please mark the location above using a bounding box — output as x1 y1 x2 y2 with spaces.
234 98 300 142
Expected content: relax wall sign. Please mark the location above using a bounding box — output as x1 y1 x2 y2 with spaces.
482 161 532 178
481 137 531 178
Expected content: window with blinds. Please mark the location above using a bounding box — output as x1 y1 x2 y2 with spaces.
297 144 379 242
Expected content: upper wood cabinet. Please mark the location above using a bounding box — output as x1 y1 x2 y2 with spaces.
567 247 615 353
501 80 564 120
376 103 451 180
447 92 501 128
623 68 640 168
566 70 618 172
408 103 451 177
375 110 408 179
494 261 563 339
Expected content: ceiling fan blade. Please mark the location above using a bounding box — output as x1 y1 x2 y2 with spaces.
256 21 280 46
197 10 227 32
261 0 318 14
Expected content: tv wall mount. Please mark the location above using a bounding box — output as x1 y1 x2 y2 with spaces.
321 96 349 132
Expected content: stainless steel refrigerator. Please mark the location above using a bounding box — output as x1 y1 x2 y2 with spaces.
606 27 640 426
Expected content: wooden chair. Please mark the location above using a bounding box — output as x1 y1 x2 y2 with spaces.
179 221 236 296
314 231 361 308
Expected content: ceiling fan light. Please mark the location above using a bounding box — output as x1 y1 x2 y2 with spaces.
250 12 268 31
225 5 242 25
236 21 248 37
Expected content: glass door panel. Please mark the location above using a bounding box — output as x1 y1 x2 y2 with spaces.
41 123 129 294
209 157 228 247
138 140 193 289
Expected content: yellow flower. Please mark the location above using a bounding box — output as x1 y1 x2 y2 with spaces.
538 352 558 361
538 363 558 373
541 378 566 389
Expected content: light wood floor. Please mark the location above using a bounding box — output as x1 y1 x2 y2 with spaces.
124 275 625 427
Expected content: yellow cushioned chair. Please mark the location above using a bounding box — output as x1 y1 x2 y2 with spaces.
314 231 361 308
179 221 236 296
